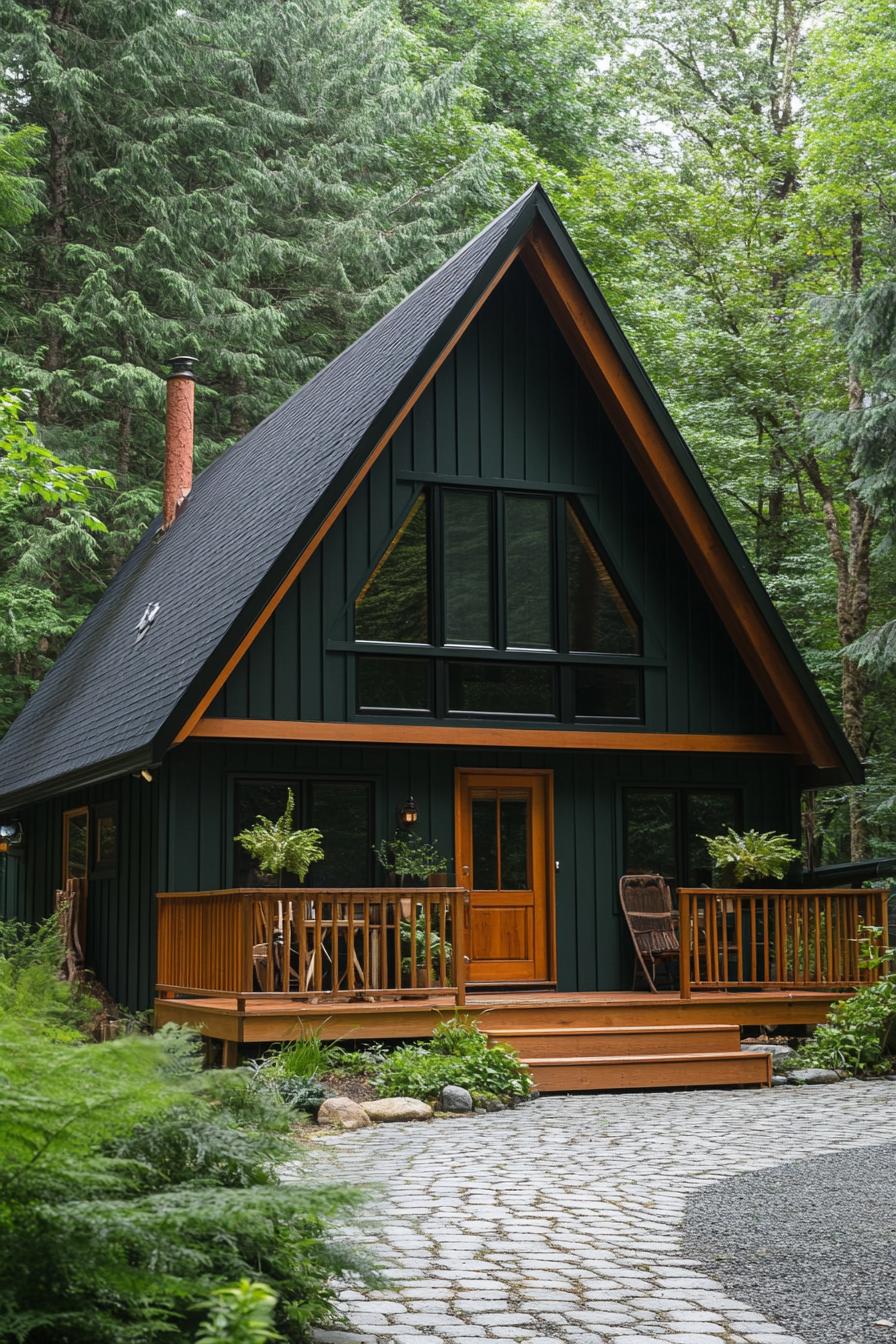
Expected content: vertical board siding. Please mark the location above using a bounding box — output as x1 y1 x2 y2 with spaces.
155 739 799 1003
0 773 158 1010
213 263 779 736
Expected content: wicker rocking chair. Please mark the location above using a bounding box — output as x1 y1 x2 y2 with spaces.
619 873 680 992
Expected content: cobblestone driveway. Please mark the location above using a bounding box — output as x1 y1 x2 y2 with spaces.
291 1080 896 1344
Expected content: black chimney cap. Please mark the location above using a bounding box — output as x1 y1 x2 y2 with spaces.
167 355 198 380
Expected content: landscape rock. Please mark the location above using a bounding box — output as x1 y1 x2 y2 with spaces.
363 1097 433 1122
786 1068 841 1085
771 1075 789 1087
741 1042 794 1057
317 1096 372 1130
439 1084 473 1113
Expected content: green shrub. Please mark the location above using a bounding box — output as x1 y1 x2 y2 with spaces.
374 1018 531 1102
792 927 896 1076
0 916 367 1343
197 1279 282 1344
195 1279 282 1344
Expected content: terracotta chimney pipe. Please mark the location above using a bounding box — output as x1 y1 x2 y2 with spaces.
162 355 197 529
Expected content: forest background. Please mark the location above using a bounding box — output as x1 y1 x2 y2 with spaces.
0 0 893 862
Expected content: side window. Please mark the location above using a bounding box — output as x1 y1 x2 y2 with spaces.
623 788 741 885
233 779 373 887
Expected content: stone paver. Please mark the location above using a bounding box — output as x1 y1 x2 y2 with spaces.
286 1080 896 1344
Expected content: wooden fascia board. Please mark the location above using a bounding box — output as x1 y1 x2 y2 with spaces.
520 224 840 771
189 717 793 755
169 242 524 746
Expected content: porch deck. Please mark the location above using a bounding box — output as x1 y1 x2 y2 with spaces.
155 884 887 1089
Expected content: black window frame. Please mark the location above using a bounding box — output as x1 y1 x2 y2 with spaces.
621 786 744 888
348 485 647 725
231 775 375 888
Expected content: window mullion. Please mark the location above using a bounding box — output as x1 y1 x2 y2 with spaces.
494 492 505 650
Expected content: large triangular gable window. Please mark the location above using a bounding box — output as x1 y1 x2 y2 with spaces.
352 488 643 723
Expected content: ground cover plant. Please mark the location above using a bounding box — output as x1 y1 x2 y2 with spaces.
373 1017 532 1105
789 924 896 1076
0 916 367 1343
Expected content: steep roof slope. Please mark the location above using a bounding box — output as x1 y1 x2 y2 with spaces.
0 190 539 806
0 184 861 807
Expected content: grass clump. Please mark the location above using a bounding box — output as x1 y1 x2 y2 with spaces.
0 915 367 1342
373 1017 532 1103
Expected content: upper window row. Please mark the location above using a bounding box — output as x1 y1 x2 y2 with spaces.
354 489 641 656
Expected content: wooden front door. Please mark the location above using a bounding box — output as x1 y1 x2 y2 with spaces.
455 770 553 984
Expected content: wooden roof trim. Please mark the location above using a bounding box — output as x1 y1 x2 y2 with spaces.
171 243 523 745
520 225 840 771
190 717 793 755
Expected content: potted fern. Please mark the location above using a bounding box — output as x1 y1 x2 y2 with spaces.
700 827 800 888
235 788 324 886
372 831 449 887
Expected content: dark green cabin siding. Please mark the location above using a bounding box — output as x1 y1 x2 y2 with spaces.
210 265 776 736
161 739 799 1001
0 773 158 1010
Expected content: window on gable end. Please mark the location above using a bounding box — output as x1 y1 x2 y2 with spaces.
565 502 640 655
354 494 429 643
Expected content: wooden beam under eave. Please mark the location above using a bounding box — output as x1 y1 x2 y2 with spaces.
189 717 795 756
520 227 840 772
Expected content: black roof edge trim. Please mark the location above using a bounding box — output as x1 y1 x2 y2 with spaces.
0 748 157 813
528 188 863 785
151 196 539 759
801 856 896 886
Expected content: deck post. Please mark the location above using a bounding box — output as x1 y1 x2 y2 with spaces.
678 888 691 1000
454 889 468 1007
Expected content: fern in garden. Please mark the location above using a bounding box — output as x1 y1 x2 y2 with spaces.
0 916 367 1343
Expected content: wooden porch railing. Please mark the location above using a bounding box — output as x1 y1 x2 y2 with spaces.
678 886 890 998
156 888 468 1003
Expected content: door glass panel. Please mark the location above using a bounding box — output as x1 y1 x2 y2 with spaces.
623 789 676 879
499 797 529 890
64 811 88 881
505 495 553 648
686 790 741 886
471 796 498 889
355 494 429 643
443 491 494 645
566 503 640 654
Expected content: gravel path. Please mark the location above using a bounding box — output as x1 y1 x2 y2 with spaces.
284 1080 896 1344
683 1142 896 1344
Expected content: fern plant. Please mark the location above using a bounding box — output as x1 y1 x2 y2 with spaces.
700 827 800 885
235 789 324 886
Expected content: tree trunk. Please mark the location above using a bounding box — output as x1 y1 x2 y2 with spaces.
37 6 73 426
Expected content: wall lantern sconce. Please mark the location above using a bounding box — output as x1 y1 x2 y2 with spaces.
0 820 23 853
398 796 418 827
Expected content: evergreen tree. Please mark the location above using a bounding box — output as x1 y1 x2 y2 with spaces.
0 0 503 724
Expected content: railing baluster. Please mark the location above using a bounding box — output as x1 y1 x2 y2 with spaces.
438 896 448 987
393 892 403 991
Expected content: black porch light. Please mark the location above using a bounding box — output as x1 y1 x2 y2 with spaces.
398 796 418 827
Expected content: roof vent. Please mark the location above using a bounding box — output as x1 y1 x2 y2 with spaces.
135 602 160 643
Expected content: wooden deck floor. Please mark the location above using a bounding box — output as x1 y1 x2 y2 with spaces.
154 986 843 1046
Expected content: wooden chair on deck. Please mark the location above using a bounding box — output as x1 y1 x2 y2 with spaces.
619 873 679 992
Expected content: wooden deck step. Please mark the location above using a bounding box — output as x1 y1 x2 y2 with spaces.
488 1022 741 1059
526 1049 771 1093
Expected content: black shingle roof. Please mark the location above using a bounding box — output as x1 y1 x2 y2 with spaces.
0 184 861 806
0 189 539 806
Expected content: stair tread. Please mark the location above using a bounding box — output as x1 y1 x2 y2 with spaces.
525 1050 757 1066
490 1023 738 1037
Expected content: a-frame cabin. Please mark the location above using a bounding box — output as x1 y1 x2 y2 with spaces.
0 186 877 1089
